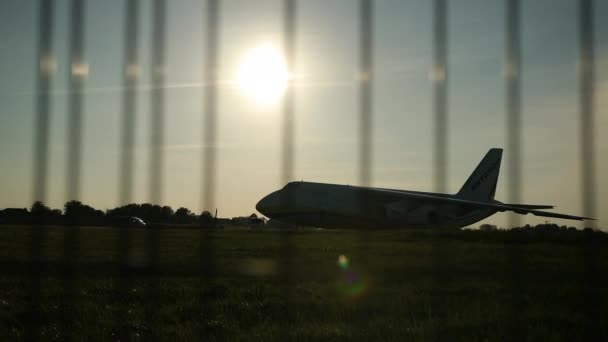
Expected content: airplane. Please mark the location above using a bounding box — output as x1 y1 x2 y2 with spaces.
255 148 594 229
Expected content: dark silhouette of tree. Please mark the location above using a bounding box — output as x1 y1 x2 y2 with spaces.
161 206 174 222
64 200 105 226
174 207 195 224
49 209 63 225
175 207 191 216
30 201 62 224
31 201 50 215
1 207 31 224
140 204 170 224
141 203 155 221
106 203 140 219
200 210 214 228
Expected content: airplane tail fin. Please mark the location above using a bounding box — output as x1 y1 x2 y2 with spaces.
457 148 503 201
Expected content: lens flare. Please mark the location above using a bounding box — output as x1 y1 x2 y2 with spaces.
336 254 369 300
338 254 349 269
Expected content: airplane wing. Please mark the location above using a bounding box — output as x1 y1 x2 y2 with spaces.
374 188 594 221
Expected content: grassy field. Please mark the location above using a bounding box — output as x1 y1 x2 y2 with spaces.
0 225 606 341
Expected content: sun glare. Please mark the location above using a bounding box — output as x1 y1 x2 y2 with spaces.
237 43 289 105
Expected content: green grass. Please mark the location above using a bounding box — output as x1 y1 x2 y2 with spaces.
0 226 606 341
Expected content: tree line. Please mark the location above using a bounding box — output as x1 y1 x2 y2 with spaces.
0 201 217 227
0 202 603 239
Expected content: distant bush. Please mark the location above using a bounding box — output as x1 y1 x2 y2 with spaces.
200 211 215 228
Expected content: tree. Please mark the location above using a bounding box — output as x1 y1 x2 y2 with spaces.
30 201 61 224
64 200 104 225
175 207 191 217
31 201 51 216
200 210 214 228
160 206 174 222
174 207 195 224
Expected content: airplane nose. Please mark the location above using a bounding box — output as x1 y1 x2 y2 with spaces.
256 193 274 216
256 190 288 218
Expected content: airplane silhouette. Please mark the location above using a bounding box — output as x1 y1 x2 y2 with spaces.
256 148 593 229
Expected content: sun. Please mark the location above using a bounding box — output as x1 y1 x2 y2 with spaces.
237 43 289 105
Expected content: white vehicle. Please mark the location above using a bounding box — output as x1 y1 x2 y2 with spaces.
256 148 593 229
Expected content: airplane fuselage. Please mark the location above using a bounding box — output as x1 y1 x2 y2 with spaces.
256 149 591 229
256 182 496 229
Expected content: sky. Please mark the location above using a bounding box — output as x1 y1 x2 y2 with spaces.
0 0 607 229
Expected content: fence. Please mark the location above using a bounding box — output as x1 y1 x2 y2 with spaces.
16 0 602 339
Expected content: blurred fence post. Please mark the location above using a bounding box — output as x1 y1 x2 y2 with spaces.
432 0 447 194
578 0 599 339
279 0 297 338
199 1 221 338
146 0 167 337
28 0 55 339
62 0 87 338
504 1 526 339
431 0 449 338
359 0 373 188
578 0 596 225
506 0 521 229
114 0 140 339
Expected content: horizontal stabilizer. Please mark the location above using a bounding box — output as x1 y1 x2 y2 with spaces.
508 208 593 221
504 204 554 210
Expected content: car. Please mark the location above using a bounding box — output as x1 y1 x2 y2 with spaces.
112 216 146 227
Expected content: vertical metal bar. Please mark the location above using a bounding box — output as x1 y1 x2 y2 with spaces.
199 0 220 301
28 0 55 339
355 0 373 331
432 0 447 194
119 0 140 206
356 0 373 262
505 1 525 340
506 0 521 229
431 1 448 339
115 0 139 339
578 0 599 339
118 0 139 263
33 5 54 204
359 0 373 188
199 2 220 339
63 1 86 339
578 0 596 224
279 0 297 338
202 0 219 218
147 0 166 338
66 0 86 204
282 1 296 185
149 1 166 207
